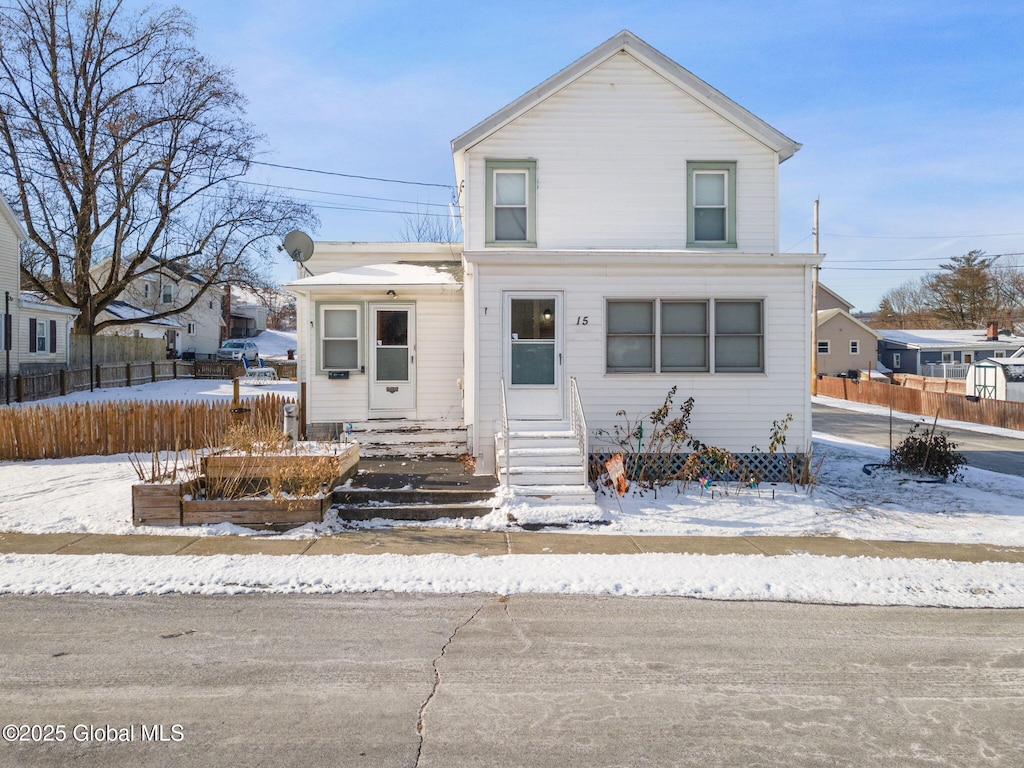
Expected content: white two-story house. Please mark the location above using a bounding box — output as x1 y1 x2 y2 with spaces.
91 256 226 357
288 31 821 495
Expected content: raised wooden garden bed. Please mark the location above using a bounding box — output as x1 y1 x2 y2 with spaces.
132 443 359 530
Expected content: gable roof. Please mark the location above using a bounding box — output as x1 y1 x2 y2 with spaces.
451 30 801 162
816 308 881 339
817 283 854 312
0 195 28 241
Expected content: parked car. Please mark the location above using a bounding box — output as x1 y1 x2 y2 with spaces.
216 339 259 362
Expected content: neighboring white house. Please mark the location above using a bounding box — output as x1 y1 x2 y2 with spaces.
226 286 270 339
1 196 79 385
91 256 226 357
287 31 821 493
965 351 1024 402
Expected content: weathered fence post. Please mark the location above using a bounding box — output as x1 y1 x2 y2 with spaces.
15 374 24 403
126 363 132 387
95 364 102 389
59 368 67 396
151 361 157 383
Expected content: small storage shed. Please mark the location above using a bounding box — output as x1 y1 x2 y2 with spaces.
966 354 1024 402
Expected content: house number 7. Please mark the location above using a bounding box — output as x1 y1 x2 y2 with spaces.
575 316 589 325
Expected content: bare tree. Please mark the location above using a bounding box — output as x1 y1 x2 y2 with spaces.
398 205 461 243
0 0 314 334
876 276 934 329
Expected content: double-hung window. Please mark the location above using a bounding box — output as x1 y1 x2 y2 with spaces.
486 160 536 246
687 161 737 248
161 284 173 304
818 340 831 354
321 305 360 371
849 340 860 355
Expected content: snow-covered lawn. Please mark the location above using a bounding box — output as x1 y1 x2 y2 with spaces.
2 380 1023 605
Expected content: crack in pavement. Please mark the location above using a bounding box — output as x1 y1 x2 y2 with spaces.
413 602 485 767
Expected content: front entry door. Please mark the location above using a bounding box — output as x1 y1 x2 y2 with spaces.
369 304 416 414
503 293 563 420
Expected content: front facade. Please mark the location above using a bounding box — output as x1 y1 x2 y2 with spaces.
289 31 820 477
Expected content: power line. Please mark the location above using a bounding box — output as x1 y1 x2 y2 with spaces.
248 160 455 192
822 231 1024 240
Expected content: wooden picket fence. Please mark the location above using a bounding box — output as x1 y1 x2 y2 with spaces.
0 393 292 460
817 375 1024 431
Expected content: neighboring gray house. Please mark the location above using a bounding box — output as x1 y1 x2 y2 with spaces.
877 323 1024 377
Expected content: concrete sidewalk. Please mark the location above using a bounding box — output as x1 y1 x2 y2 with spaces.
1 529 1023 563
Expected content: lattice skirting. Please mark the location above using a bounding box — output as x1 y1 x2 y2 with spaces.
589 452 805 484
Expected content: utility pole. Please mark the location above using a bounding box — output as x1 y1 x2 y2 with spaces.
811 198 820 396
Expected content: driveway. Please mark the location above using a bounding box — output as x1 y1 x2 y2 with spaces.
813 401 1024 477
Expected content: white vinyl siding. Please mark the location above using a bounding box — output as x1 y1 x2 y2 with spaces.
467 258 812 467
462 52 780 252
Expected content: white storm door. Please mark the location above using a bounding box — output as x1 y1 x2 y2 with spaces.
503 293 563 420
369 304 416 413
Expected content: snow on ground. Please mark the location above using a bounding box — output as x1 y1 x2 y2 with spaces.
2 382 1024 604
248 328 297 359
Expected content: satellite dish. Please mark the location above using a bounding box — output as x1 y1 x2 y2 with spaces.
282 230 314 263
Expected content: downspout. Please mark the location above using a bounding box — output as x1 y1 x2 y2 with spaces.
4 291 10 405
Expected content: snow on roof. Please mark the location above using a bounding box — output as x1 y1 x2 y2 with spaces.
286 261 462 289
101 299 182 327
18 291 81 316
880 328 1024 349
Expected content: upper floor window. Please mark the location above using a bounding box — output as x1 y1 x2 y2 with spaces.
687 161 737 248
850 340 860 355
486 160 536 247
161 284 173 304
142 283 150 299
818 340 831 354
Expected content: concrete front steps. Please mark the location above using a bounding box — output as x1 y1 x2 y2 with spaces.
343 419 468 458
496 422 595 503
331 456 497 521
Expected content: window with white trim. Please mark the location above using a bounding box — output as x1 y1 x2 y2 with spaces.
818 340 831 354
187 322 196 335
35 318 48 352
687 161 737 247
485 160 536 246
892 352 902 368
849 340 860 355
142 283 150 299
606 299 760 373
321 305 360 371
161 284 173 304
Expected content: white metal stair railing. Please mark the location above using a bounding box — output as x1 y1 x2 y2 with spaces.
569 376 588 484
499 378 510 488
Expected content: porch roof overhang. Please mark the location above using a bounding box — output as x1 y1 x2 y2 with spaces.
284 261 463 295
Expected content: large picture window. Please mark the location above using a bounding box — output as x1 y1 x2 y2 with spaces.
607 298 761 374
485 160 536 246
321 305 360 371
687 161 737 248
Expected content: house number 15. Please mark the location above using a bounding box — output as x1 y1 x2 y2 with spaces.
575 316 589 325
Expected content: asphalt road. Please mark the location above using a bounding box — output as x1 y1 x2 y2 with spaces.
2 593 1022 767
813 401 1024 477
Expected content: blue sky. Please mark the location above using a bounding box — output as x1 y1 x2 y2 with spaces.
149 0 1024 311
